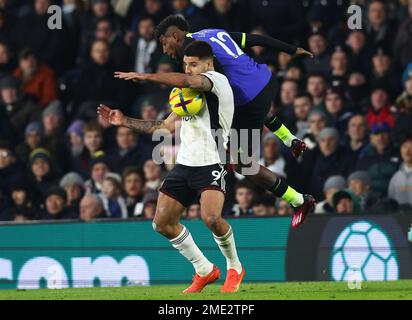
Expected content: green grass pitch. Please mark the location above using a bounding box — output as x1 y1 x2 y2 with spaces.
0 280 411 300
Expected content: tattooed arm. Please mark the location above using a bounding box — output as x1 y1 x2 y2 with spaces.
98 104 179 135
114 72 213 92
123 112 179 134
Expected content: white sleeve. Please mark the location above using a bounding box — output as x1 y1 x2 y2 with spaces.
201 71 234 148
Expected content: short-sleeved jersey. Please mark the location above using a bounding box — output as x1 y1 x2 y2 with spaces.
187 29 272 106
176 71 234 167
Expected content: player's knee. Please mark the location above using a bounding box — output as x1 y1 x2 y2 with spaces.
202 214 221 230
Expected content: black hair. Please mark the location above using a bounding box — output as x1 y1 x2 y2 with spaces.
184 41 213 60
307 72 327 81
95 17 115 31
155 15 190 39
19 48 38 61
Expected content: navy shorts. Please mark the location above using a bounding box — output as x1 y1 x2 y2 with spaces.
159 163 227 207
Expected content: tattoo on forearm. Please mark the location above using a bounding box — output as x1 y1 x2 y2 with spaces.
124 117 164 134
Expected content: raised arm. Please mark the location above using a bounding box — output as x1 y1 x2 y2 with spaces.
97 104 179 135
114 72 212 91
228 32 313 58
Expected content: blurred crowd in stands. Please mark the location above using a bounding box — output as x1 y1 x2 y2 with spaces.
0 0 412 222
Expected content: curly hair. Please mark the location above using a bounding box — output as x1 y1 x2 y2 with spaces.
154 15 190 39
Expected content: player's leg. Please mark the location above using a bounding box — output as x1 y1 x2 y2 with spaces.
155 165 216 283
199 189 245 293
261 75 307 157
154 191 215 278
230 75 315 227
191 164 245 292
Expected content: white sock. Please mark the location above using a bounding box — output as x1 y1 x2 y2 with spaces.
170 226 214 277
213 226 242 274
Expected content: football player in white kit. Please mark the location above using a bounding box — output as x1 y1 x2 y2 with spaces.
98 41 245 293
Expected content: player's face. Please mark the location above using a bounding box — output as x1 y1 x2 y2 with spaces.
183 56 211 75
160 35 180 60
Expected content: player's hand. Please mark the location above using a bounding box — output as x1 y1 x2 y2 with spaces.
294 48 314 58
97 104 126 126
114 71 148 83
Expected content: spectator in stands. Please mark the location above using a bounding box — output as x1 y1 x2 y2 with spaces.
38 186 78 220
66 120 85 158
347 170 390 212
302 109 328 150
84 152 110 194
80 0 121 58
13 49 58 108
318 87 352 135
0 75 39 131
345 114 368 159
366 86 395 129
347 71 370 112
346 31 370 74
41 100 70 173
369 47 401 99
393 64 412 144
277 79 299 124
393 0 412 69
0 96 17 144
93 18 130 69
71 121 104 177
100 172 128 218
365 0 397 51
259 133 287 179
170 0 210 31
277 200 294 216
130 15 160 74
79 193 106 221
15 122 43 163
388 138 412 208
252 194 276 216
259 133 300 187
245 0 305 42
123 166 145 217
60 172 85 214
302 29 330 76
202 0 245 32
0 41 15 75
142 189 157 219
306 73 327 108
357 122 400 195
11 0 67 73
0 141 22 196
74 39 121 120
329 47 350 88
302 127 355 200
315 175 347 214
1 177 36 221
292 94 313 139
186 203 200 219
230 181 254 216
143 159 162 191
333 189 361 214
107 126 152 174
28 148 58 199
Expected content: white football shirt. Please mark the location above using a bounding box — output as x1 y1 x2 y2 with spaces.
176 70 234 167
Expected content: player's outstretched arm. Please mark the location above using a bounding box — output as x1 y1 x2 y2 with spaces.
97 104 178 134
114 72 212 91
228 32 313 58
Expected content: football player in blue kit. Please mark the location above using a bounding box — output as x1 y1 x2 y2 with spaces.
116 16 315 228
